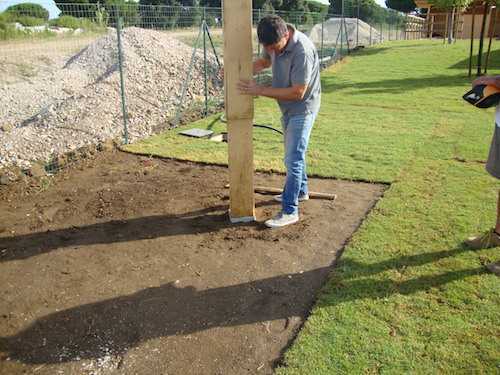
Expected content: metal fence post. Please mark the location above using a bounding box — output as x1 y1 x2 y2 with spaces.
116 15 129 144
343 16 350 53
341 0 345 57
321 18 324 61
205 21 221 68
203 8 208 116
257 9 261 57
332 24 341 62
173 23 203 128
356 0 360 47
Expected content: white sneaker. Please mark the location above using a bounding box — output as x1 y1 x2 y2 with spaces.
264 212 299 228
273 193 310 202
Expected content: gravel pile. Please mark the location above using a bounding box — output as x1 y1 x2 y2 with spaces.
0 27 222 170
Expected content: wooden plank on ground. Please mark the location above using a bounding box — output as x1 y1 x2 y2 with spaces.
223 0 255 222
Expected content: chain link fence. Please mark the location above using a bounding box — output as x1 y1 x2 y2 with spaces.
0 1 426 176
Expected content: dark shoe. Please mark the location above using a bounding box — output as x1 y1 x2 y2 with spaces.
486 261 500 276
464 229 500 250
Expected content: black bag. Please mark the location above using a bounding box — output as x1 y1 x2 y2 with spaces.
463 84 500 109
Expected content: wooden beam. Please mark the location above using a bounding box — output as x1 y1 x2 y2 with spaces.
253 186 337 201
224 184 337 201
223 0 255 223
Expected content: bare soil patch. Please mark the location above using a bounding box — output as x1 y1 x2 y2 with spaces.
0 151 384 374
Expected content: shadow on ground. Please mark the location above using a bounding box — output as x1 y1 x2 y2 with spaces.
0 246 483 365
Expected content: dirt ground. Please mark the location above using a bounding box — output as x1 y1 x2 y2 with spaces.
0 150 384 375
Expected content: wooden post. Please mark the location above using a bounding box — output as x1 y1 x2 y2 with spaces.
444 11 449 44
223 0 255 223
430 15 434 39
448 7 455 44
426 8 432 38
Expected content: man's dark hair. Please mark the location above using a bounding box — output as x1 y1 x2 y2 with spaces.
257 15 288 46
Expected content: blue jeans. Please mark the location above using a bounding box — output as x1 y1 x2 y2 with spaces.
281 111 317 215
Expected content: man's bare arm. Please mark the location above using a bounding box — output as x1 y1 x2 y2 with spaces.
253 58 271 75
473 75 500 88
257 84 308 101
237 80 308 101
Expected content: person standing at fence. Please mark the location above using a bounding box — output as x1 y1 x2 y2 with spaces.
464 74 500 275
237 15 321 228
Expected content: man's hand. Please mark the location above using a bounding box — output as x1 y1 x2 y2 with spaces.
473 75 500 88
253 58 271 75
237 79 262 96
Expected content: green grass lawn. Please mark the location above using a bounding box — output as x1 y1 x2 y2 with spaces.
124 40 500 372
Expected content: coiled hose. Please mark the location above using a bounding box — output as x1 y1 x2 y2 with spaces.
219 114 283 135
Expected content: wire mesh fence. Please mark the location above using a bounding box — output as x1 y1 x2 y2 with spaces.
0 1 427 177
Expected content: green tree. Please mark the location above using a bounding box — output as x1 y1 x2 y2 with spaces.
308 1 328 22
55 0 98 18
262 0 276 14
329 0 389 22
139 0 181 29
6 3 49 20
385 0 416 13
180 0 203 27
105 0 139 26
199 0 220 7
278 0 309 23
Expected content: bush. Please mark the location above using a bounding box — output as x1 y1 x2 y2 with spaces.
0 24 55 40
0 12 13 24
0 11 46 27
5 3 49 20
49 15 83 29
13 16 46 26
0 10 54 39
49 15 105 32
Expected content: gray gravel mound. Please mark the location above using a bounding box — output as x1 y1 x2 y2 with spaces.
0 27 222 170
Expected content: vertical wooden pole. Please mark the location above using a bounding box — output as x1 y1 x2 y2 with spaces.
448 7 455 44
444 12 449 44
223 0 255 223
426 7 431 38
430 15 434 39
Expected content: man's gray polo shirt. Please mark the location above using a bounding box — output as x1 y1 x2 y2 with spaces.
263 24 321 116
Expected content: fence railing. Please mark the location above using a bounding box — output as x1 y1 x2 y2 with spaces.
0 2 427 173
